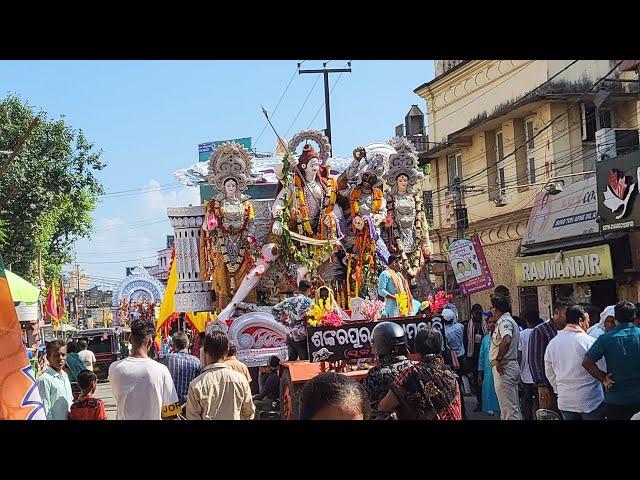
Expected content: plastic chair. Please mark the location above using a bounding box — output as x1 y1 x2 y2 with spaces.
535 408 562 420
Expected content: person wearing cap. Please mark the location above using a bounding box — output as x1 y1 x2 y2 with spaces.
489 293 522 420
442 307 468 416
362 322 417 409
443 308 465 368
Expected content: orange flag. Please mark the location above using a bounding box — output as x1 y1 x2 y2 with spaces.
0 254 46 419
57 279 66 319
44 285 59 326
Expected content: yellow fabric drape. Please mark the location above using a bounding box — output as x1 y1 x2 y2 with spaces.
156 256 178 340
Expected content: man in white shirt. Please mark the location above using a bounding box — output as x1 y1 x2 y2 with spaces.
77 340 96 371
108 319 180 420
518 310 541 420
544 305 606 420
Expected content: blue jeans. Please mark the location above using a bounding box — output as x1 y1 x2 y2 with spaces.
561 402 605 420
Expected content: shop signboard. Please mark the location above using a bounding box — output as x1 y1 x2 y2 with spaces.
522 177 598 246
514 245 613 286
596 149 640 232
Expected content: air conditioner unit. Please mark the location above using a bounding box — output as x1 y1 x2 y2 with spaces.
596 128 640 161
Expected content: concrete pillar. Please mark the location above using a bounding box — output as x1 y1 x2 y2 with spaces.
168 205 213 313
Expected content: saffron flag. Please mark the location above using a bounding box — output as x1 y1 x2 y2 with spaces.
57 279 66 319
44 284 59 325
185 311 209 334
155 249 178 347
0 254 46 420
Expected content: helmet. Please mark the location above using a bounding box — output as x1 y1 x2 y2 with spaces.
371 322 407 356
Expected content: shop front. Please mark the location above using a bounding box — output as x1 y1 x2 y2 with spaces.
515 245 616 318
516 175 638 318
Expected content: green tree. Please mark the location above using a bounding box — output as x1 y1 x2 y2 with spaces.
0 94 105 285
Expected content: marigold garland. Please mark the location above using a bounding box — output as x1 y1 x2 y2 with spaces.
395 291 410 316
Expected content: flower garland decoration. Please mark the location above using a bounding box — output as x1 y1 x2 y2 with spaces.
427 290 453 314
395 291 410 316
305 298 343 327
276 151 335 272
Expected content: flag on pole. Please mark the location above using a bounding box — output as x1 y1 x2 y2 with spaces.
57 279 66 320
44 284 59 327
0 253 46 420
155 249 178 348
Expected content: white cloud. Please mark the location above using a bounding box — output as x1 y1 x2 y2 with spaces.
67 179 199 287
100 217 124 227
144 179 200 211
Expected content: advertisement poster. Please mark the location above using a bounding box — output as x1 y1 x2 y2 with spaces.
447 233 494 295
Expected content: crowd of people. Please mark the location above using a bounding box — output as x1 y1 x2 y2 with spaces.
441 287 640 421
31 278 640 420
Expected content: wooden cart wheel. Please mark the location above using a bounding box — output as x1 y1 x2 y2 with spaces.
279 369 299 420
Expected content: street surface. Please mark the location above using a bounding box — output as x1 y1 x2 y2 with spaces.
95 378 498 420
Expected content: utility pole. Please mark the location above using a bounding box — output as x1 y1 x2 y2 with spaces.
298 62 351 150
76 263 81 326
453 177 471 322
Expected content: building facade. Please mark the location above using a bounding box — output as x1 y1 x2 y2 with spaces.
415 60 640 316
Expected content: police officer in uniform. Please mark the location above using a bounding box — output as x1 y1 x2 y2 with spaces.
362 322 417 410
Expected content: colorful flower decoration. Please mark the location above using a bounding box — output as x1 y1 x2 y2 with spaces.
395 291 409 316
427 290 453 314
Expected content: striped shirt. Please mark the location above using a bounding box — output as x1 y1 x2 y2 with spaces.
528 321 559 388
161 350 202 404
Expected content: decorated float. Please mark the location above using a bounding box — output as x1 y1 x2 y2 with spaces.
111 266 164 327
169 128 439 417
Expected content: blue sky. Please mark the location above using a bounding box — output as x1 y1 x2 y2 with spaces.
1 60 434 288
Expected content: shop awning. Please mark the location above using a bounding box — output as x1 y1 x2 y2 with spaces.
6 270 40 304
520 176 603 255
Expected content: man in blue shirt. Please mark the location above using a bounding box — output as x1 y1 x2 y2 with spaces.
583 301 640 420
36 339 74 420
160 331 202 405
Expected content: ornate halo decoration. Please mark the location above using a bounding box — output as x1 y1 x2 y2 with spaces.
385 136 420 191
288 130 331 162
207 141 253 193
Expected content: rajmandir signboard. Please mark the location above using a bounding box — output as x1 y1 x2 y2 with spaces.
596 149 640 232
514 245 613 286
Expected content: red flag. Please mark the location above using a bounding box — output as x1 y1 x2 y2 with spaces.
0 253 46 419
44 285 59 324
57 279 66 319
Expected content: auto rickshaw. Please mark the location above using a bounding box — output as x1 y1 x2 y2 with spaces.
71 328 122 380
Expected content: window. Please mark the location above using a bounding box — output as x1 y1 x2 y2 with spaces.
525 119 535 150
599 108 613 129
496 131 506 194
582 104 615 141
525 118 536 185
447 153 463 191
